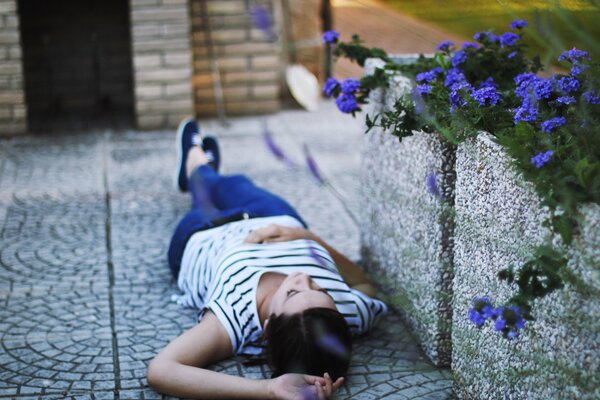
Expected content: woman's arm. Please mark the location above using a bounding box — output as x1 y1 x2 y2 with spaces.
244 224 377 297
147 310 341 399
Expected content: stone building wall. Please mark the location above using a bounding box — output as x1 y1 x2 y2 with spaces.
189 0 281 117
0 0 26 135
129 0 194 129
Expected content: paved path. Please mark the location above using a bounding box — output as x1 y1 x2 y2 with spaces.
0 101 452 399
332 0 465 79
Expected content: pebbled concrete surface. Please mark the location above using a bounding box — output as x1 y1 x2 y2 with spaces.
0 101 452 399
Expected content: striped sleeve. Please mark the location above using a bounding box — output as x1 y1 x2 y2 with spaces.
349 288 388 334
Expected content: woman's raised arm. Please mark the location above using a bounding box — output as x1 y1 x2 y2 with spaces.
147 310 340 399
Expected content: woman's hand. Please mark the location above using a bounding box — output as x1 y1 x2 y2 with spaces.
267 373 344 400
244 224 314 244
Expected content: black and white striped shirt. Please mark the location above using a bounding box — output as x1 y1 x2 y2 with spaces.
172 215 388 355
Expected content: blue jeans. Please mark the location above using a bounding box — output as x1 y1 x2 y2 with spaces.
167 165 307 278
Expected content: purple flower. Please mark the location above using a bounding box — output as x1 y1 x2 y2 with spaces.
480 77 498 88
449 86 468 110
452 50 467 67
557 76 580 94
571 63 589 76
469 309 485 327
556 96 576 105
263 127 295 167
426 171 441 198
335 93 359 113
416 84 432 95
340 78 361 94
533 78 553 100
558 47 590 63
323 77 339 97
445 68 467 88
510 19 529 29
530 150 554 168
481 303 495 319
495 316 507 331
541 117 566 133
500 32 520 47
303 144 325 184
416 67 443 83
508 51 518 59
249 5 275 42
513 98 539 124
471 85 501 106
583 90 600 104
474 31 499 43
514 72 537 89
462 42 480 49
436 40 454 52
322 30 340 44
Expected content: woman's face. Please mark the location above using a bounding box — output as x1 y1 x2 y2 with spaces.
268 272 336 316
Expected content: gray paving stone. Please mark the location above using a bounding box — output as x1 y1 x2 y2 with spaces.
0 101 453 398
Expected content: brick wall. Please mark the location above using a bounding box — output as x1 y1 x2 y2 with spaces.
0 0 26 135
190 0 282 117
130 0 194 129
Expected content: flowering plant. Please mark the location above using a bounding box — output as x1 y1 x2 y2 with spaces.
322 24 600 339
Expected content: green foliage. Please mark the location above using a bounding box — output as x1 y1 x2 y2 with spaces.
329 22 600 335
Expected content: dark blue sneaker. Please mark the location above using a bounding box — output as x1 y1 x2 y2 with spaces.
175 117 202 192
202 136 221 172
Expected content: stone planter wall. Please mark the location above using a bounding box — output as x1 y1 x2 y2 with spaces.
360 59 455 366
452 133 600 399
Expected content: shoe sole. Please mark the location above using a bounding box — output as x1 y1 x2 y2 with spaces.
174 116 198 192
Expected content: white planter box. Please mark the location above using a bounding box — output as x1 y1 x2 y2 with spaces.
453 133 600 399
360 58 455 366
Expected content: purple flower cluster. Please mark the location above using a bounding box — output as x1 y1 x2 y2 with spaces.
451 50 467 67
249 5 275 42
583 90 600 105
558 47 590 63
471 79 501 106
436 40 454 52
462 42 479 49
323 77 339 97
335 93 359 113
473 31 499 44
510 19 529 30
530 150 554 168
555 96 576 106
556 76 580 94
444 68 467 88
322 30 339 44
323 77 362 113
541 116 566 133
469 297 527 339
416 84 432 95
499 32 520 47
340 78 361 94
416 67 443 83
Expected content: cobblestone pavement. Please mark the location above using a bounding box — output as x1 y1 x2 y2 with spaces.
0 101 453 399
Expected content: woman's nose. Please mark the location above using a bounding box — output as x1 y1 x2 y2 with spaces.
295 272 312 288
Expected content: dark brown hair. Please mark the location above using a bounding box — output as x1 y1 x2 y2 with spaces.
265 307 352 381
